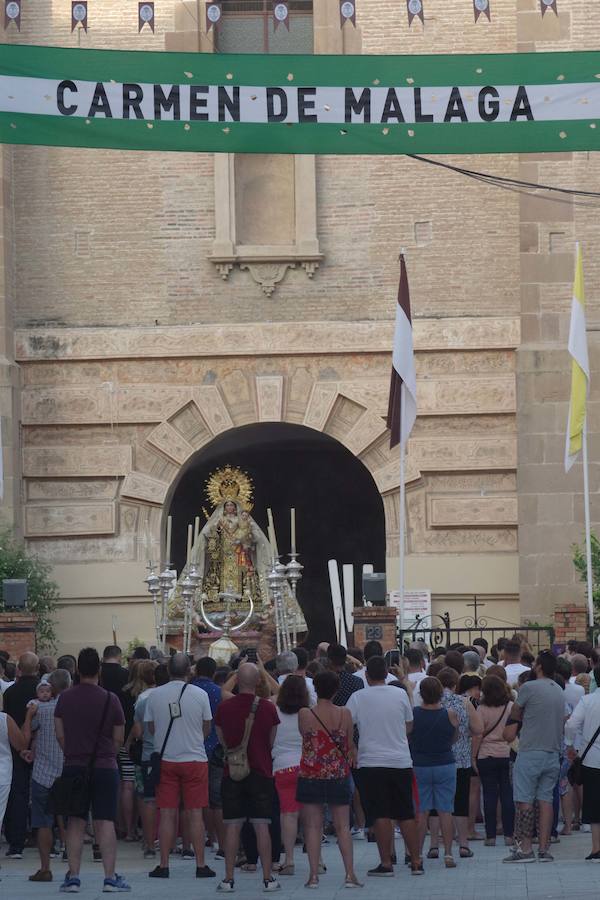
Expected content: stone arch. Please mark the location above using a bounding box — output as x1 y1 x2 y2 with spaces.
119 370 416 566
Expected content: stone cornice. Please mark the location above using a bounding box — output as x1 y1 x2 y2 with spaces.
15 317 520 362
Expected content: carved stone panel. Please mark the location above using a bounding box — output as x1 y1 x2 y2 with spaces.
191 386 234 435
304 384 338 432
24 503 116 537
147 422 195 466
256 376 284 422
27 480 118 501
429 496 518 528
23 446 132 478
121 472 169 506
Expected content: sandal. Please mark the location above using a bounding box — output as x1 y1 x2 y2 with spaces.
344 876 363 889
411 862 424 875
444 855 457 868
279 864 295 876
427 848 439 859
305 877 319 889
459 847 473 858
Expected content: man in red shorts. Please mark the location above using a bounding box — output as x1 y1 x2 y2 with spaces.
144 652 215 879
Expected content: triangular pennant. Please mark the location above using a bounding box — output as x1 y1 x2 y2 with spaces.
273 1 289 30
138 1 155 31
339 0 356 27
71 0 87 31
4 0 20 30
407 0 424 26
473 0 491 21
540 0 557 14
206 1 221 31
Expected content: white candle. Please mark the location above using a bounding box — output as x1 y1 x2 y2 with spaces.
165 515 172 565
186 523 193 568
193 516 200 564
291 508 296 553
267 508 279 557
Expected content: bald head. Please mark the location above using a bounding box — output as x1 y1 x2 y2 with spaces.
18 652 39 677
237 662 260 692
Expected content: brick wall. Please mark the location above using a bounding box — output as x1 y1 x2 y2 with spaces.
554 604 589 644
352 606 398 652
0 613 37 659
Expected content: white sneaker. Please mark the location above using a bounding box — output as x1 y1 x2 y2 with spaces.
217 879 235 892
263 877 281 892
583 825 592 833
351 827 364 840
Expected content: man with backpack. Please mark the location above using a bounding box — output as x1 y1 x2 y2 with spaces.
144 652 215 880
214 662 280 893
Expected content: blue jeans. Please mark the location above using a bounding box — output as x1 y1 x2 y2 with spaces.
477 756 514 839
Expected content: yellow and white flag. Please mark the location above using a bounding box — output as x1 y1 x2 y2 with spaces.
565 243 590 473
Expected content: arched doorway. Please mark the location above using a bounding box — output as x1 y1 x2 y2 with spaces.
168 422 385 643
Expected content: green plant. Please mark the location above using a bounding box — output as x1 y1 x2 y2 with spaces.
0 529 59 650
572 531 600 617
125 636 147 658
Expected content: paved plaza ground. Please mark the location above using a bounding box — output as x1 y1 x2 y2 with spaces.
0 832 597 900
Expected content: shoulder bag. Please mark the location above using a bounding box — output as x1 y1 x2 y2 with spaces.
568 720 600 787
49 691 112 817
476 702 510 759
221 697 259 782
147 683 188 789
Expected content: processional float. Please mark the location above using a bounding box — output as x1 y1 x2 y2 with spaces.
144 465 306 659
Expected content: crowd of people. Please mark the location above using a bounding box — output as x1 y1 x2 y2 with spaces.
0 634 597 892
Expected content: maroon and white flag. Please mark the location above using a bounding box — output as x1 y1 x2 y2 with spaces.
71 0 87 31
4 0 21 30
386 255 417 449
138 2 155 31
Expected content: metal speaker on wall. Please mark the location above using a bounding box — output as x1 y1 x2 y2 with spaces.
362 573 386 606
2 579 27 609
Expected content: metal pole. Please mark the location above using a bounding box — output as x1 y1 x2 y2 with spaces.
399 383 406 613
583 417 595 627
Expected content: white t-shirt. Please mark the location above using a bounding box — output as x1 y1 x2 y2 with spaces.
144 680 212 763
407 671 427 686
271 710 302 772
355 668 396 687
564 681 585 712
347 684 413 768
503 662 530 685
277 674 317 707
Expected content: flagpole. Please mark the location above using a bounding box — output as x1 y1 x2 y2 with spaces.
399 384 406 614
582 416 594 627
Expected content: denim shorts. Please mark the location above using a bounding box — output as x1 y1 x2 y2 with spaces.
296 776 352 807
413 764 457 813
513 750 560 804
31 779 54 829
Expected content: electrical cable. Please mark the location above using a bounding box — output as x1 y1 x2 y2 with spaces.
407 153 600 200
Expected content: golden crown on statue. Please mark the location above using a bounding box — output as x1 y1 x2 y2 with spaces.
205 465 254 511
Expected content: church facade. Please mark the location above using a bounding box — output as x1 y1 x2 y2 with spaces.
0 0 598 653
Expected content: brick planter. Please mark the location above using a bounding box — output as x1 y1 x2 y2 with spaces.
0 613 37 658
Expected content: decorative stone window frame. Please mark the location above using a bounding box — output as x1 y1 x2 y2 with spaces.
209 153 322 296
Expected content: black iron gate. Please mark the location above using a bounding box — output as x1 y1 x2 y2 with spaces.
397 612 555 656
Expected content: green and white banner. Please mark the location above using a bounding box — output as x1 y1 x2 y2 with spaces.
1 43 600 154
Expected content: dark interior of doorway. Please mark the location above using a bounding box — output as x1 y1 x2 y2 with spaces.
168 422 386 646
